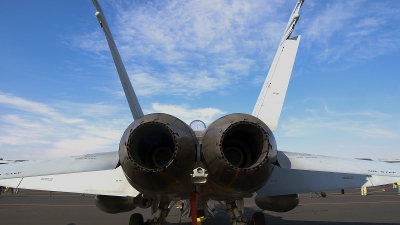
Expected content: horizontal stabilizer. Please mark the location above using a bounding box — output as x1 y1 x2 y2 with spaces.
0 167 139 197
257 151 400 197
0 151 118 180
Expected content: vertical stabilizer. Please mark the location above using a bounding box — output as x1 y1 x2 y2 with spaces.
92 0 144 120
252 0 303 131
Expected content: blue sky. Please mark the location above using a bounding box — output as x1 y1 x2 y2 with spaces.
1 0 400 160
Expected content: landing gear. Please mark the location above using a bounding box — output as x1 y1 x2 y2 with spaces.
129 213 144 225
224 200 266 225
252 212 266 225
128 200 172 225
128 199 266 225
224 200 249 225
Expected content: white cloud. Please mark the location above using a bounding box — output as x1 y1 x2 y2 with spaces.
145 102 226 125
67 0 290 97
278 103 400 140
0 92 227 159
355 17 384 28
0 93 58 118
301 0 400 65
67 31 109 59
304 2 355 44
59 0 400 100
0 93 128 159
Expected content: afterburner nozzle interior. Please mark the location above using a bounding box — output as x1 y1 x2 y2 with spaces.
222 122 267 168
200 113 277 194
119 113 197 196
128 122 176 169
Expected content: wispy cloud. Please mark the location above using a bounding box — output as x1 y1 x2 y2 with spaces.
303 1 356 45
66 31 109 59
301 0 400 65
68 0 291 97
0 92 127 159
0 92 226 159
0 93 82 124
144 102 226 125
279 100 400 140
63 0 400 98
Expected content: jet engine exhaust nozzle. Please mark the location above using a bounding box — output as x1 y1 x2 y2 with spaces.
201 113 277 194
119 113 197 198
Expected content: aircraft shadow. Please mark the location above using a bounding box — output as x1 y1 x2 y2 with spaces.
165 205 396 225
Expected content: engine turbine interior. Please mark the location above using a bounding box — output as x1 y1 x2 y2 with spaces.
201 113 277 195
119 113 197 198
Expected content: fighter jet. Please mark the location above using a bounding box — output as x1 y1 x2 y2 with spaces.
2 0 400 225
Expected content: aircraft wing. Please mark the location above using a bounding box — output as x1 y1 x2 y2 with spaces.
257 151 400 197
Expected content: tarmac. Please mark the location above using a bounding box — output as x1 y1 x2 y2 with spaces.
1 186 400 225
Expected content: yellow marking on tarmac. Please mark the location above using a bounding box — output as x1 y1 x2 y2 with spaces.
197 216 204 225
300 187 393 196
299 200 400 206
